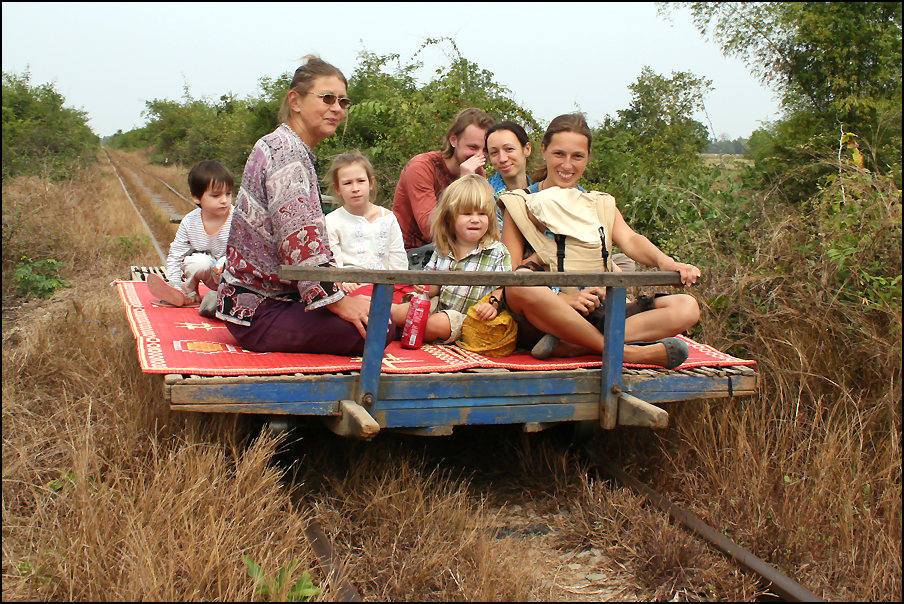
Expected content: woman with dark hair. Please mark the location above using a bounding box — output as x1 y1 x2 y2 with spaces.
215 55 392 354
499 114 701 368
486 121 533 194
485 121 533 231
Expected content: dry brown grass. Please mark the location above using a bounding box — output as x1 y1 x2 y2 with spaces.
294 441 540 601
2 161 547 602
2 160 158 287
2 158 311 600
557 476 763 601
3 155 901 601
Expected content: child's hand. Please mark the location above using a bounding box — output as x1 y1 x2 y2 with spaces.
342 282 363 294
473 302 498 322
413 284 426 295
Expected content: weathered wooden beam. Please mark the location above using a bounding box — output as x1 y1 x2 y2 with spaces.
321 400 380 439
617 392 669 429
386 426 454 436
523 421 559 433
278 266 685 288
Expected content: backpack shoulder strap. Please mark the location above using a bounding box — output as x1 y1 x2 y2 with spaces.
588 191 617 272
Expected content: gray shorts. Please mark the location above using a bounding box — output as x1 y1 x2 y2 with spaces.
427 297 467 344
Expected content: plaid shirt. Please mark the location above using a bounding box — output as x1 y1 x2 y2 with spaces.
425 240 512 314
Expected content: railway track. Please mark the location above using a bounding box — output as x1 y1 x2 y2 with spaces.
103 148 195 264
266 429 825 602
112 152 822 602
578 445 824 602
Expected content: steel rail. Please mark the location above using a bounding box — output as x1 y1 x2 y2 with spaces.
106 148 193 205
286 485 363 602
580 445 824 602
303 520 363 602
103 148 167 264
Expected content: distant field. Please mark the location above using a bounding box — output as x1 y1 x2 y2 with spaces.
701 153 755 168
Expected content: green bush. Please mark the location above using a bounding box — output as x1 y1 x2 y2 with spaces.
2 70 99 181
12 256 70 299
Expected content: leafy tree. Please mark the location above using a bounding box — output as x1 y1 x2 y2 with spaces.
106 126 152 151
2 70 99 181
660 2 902 196
586 67 711 185
123 40 539 204
318 39 540 202
581 67 713 250
136 85 263 179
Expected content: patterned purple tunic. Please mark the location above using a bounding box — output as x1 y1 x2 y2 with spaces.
216 123 343 326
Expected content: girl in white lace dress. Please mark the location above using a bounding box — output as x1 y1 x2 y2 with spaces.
324 152 407 294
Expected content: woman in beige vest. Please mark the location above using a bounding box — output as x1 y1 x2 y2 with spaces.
499 114 701 368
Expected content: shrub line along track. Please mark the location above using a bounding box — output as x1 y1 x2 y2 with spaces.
106 148 365 601
111 152 802 601
579 445 824 602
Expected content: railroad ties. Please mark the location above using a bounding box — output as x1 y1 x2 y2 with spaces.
130 265 167 282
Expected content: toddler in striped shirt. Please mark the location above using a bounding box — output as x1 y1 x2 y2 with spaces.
147 160 234 313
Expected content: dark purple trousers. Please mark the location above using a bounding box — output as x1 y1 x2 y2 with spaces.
225 297 393 355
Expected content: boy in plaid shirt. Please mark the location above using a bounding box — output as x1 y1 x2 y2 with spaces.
392 175 511 344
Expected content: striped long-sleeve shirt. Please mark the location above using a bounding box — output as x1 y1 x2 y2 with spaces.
165 207 233 285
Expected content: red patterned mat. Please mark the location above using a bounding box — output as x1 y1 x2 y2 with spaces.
117 281 755 376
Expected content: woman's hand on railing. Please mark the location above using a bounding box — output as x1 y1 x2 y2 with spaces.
659 258 701 287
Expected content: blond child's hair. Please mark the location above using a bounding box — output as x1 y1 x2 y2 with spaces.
430 174 499 257
325 151 378 203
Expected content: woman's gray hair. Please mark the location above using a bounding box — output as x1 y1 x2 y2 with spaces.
278 55 348 124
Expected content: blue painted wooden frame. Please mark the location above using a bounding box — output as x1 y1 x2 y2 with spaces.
162 267 756 431
358 282 394 408
600 287 627 429
343 281 635 430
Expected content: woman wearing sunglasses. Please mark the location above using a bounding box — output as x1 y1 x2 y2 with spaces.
215 55 393 354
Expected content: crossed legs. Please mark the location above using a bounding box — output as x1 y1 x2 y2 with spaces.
503 286 699 366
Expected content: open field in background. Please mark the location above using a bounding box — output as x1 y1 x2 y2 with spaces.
2 153 901 601
699 153 755 169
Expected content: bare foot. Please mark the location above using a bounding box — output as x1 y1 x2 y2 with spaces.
147 273 186 307
624 342 669 366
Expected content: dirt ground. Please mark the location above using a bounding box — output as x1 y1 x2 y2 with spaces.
488 498 632 601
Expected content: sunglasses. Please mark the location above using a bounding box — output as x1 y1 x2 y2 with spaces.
307 92 353 109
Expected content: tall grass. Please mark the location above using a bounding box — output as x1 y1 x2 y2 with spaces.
576 161 902 600
2 152 901 601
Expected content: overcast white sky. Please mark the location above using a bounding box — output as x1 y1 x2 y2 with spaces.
2 2 782 140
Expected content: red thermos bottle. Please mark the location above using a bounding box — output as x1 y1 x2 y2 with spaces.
400 293 431 349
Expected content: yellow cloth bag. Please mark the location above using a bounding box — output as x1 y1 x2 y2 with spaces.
455 293 518 357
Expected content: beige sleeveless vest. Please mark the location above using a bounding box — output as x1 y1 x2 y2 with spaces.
499 187 618 292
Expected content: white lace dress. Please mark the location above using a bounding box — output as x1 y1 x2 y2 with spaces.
325 206 408 271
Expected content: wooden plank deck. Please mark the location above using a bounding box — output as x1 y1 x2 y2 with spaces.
130 266 757 436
